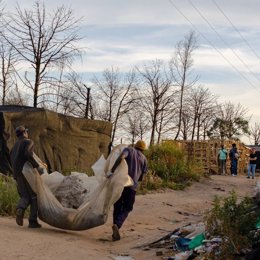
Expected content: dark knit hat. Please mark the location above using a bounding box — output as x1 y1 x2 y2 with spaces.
15 126 28 137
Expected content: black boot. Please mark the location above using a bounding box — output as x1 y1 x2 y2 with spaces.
112 224 120 241
16 208 24 226
28 221 42 228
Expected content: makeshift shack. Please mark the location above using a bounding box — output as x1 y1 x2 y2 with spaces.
0 105 112 175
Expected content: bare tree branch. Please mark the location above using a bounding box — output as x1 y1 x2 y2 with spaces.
1 1 83 107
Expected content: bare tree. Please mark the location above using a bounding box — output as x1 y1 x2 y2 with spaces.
248 123 260 145
0 3 20 105
92 67 137 144
1 1 82 107
0 42 18 105
0 0 3 19
4 83 28 105
187 86 217 140
170 31 198 140
137 60 175 146
156 103 177 143
179 99 192 140
53 71 94 118
122 108 150 145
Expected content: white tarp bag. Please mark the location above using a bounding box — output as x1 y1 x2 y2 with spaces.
22 144 133 230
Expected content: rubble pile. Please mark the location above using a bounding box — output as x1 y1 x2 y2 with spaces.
54 175 88 209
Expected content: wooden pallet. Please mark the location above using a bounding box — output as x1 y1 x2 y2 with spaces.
164 140 250 175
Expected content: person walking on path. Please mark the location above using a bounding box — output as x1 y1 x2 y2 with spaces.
218 144 228 175
247 148 257 179
229 143 239 176
106 140 148 241
10 126 45 228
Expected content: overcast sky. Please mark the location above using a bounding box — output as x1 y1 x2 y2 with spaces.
4 0 260 143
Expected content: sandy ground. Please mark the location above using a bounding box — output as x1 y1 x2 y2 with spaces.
0 174 257 260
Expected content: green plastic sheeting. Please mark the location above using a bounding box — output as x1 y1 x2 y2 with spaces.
188 233 205 250
256 219 260 229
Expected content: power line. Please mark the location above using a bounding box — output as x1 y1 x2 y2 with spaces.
167 0 260 94
212 0 260 60
187 0 260 84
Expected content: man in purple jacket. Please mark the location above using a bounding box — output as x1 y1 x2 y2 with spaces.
106 140 148 241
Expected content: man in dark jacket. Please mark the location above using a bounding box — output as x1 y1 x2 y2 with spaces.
10 126 44 228
229 143 239 176
106 140 148 241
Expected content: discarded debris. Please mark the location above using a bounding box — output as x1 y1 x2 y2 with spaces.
141 221 259 259
140 183 260 259
111 256 134 260
54 175 88 209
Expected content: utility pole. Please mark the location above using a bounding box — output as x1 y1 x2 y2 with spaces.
84 85 91 119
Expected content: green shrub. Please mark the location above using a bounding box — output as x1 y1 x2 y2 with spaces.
145 142 204 189
0 175 19 216
205 191 259 259
137 171 164 194
62 167 94 176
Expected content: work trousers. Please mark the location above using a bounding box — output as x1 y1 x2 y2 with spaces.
231 160 238 176
219 159 226 175
248 164 256 178
113 187 136 229
16 174 38 223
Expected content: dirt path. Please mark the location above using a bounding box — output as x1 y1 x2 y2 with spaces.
0 175 257 260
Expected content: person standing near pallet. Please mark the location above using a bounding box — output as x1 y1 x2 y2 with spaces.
218 144 228 175
247 148 257 179
229 143 239 176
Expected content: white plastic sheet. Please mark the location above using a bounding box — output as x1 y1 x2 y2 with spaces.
22 144 133 230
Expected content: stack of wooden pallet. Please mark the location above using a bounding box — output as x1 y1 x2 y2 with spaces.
166 140 250 175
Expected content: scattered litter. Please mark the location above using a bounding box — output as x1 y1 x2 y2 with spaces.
188 233 205 250
171 250 193 260
175 237 191 251
143 223 222 259
142 208 260 259
111 256 134 260
156 251 164 256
